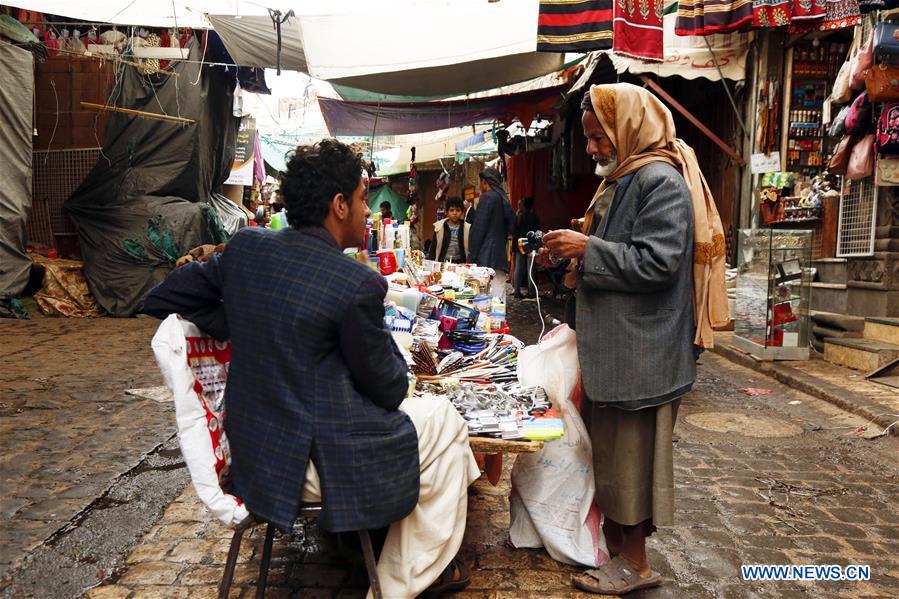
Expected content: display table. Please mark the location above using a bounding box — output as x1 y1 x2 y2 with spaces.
468 436 543 454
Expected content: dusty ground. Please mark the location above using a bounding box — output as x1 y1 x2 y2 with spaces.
2 296 899 598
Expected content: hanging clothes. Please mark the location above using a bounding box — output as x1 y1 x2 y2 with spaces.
537 0 614 52
613 0 665 61
790 0 862 31
675 0 755 36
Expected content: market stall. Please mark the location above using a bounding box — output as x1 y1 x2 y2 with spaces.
343 212 565 461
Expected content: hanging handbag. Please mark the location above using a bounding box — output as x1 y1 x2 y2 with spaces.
832 32 860 104
876 155 899 185
865 63 899 102
847 134 876 180
829 105 850 137
829 135 855 174
877 103 899 154
845 92 873 136
851 31 875 90
873 22 899 59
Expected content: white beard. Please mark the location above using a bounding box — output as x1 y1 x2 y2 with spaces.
594 158 618 178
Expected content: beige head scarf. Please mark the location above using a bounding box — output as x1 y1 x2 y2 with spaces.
584 83 728 349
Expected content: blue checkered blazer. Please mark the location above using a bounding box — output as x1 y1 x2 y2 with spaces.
143 226 419 532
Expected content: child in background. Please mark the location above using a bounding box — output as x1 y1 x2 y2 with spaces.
428 196 470 264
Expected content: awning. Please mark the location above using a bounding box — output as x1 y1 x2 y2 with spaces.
8 1 567 97
374 127 492 176
0 0 219 28
327 52 564 99
207 14 306 73
608 13 750 81
319 86 566 137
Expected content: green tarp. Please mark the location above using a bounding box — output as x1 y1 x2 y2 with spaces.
369 184 408 222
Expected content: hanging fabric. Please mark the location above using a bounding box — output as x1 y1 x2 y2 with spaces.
675 0 755 36
537 0 614 52
613 0 665 61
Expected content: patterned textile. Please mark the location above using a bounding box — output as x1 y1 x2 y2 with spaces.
537 0 613 52
675 0 755 36
31 254 104 318
790 0 861 31
613 0 665 61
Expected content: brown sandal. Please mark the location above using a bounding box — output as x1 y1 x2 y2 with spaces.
419 557 471 597
572 556 661 595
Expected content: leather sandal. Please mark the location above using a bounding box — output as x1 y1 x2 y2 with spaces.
572 556 661 595
419 557 471 597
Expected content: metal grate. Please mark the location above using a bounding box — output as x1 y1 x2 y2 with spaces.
31 148 101 237
836 178 877 258
26 197 54 248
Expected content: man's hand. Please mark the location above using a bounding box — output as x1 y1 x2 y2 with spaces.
542 229 588 260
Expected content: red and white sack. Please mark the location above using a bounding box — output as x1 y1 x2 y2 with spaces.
510 324 609 567
151 314 249 527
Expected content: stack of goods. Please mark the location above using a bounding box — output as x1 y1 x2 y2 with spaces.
417 382 563 441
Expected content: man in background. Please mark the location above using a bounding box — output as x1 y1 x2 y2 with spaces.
380 200 393 220
468 167 514 300
512 196 540 298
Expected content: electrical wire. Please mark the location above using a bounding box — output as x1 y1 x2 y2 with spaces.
527 251 546 344
43 80 59 165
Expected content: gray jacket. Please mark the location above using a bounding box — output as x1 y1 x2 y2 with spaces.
575 162 695 410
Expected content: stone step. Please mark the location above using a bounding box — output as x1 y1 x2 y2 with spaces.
809 285 848 314
864 317 899 345
824 337 899 373
811 258 848 285
810 311 866 332
812 324 862 341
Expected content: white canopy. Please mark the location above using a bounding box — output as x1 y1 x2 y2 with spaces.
6 0 564 95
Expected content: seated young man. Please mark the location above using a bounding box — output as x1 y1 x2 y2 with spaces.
427 196 470 263
143 139 479 598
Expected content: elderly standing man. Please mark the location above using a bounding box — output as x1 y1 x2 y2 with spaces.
469 167 514 300
542 83 728 595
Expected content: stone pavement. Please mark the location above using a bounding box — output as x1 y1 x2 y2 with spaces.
0 315 172 581
86 352 899 599
712 331 899 437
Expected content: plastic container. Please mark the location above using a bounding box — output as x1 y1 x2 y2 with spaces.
472 296 492 313
377 250 397 275
400 288 421 312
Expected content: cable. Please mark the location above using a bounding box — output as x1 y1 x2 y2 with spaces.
527 251 546 344
43 80 59 165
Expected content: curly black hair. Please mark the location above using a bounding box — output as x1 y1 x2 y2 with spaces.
445 196 464 211
280 139 363 229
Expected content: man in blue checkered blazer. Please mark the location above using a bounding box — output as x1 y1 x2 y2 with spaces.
143 139 479 597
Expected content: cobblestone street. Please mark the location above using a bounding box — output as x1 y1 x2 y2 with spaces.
2 309 899 598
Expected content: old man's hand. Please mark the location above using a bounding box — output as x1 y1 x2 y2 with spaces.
542 229 588 260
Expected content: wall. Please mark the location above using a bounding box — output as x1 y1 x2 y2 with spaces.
34 56 115 151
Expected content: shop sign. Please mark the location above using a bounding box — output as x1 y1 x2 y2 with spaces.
225 116 257 186
751 152 782 174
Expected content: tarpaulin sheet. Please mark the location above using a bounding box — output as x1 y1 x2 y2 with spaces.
65 36 239 316
207 14 307 73
0 43 34 299
319 85 566 137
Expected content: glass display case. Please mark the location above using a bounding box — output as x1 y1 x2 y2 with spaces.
733 229 813 360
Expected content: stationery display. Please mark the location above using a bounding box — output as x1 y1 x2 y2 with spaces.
377 249 565 443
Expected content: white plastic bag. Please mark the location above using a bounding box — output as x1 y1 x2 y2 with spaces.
151 315 249 527
510 324 609 567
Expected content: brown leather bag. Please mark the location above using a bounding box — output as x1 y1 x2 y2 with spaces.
828 135 854 175
865 64 899 102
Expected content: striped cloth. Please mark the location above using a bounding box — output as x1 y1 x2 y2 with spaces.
537 0 614 52
675 0 755 36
